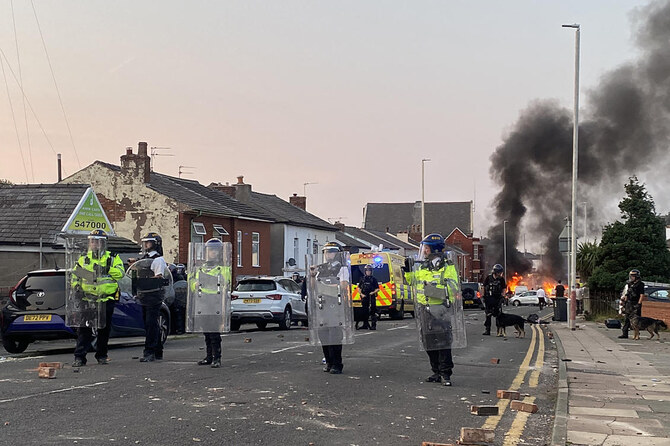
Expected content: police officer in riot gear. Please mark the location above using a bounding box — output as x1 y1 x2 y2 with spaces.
619 269 645 339
356 264 379 330
482 264 506 336
71 230 124 367
190 239 230 368
405 234 460 386
312 242 350 374
138 232 168 362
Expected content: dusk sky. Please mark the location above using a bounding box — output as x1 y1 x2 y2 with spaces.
0 1 662 246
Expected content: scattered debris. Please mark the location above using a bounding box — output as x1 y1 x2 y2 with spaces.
470 405 499 416
39 362 62 369
490 358 500 364
459 427 494 445
38 367 56 379
244 338 252 343
510 400 539 413
421 442 455 446
496 390 520 400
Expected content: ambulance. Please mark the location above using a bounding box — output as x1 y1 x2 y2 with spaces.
350 252 414 320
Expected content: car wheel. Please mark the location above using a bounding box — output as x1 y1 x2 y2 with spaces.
409 311 415 318
256 322 268 330
389 302 405 320
230 320 241 331
513 300 521 307
159 310 170 346
278 307 292 330
2 337 30 354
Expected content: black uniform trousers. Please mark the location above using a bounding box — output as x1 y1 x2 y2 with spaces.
203 332 222 360
142 302 163 358
484 297 502 331
621 303 642 336
74 300 116 363
427 348 453 379
322 344 343 371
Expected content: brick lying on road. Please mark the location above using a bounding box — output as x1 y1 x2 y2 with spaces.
460 427 494 445
496 389 520 400
509 400 539 413
39 362 62 369
490 358 500 364
421 442 455 446
470 405 499 416
38 367 56 379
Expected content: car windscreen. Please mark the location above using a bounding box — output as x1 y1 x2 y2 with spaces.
236 280 277 292
351 264 391 285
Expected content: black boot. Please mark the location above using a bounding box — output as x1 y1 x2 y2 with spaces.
197 357 213 365
425 373 441 383
482 330 490 336
211 358 221 368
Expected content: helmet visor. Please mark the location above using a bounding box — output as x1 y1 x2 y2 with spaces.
88 235 107 258
418 243 434 261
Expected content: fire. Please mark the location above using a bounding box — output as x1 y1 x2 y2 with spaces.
507 273 523 292
542 281 554 295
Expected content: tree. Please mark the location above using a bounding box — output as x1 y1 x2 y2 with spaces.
589 176 670 291
576 241 600 281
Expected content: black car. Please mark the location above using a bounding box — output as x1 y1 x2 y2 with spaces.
1 269 171 354
461 282 485 309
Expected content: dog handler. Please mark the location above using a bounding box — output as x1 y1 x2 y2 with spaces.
482 264 506 336
619 269 645 339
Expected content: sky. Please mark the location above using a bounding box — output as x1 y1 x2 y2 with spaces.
0 1 661 247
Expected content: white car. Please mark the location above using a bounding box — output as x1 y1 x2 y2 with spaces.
509 290 540 306
230 277 307 331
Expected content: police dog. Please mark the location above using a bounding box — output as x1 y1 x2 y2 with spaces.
630 314 668 340
496 311 526 338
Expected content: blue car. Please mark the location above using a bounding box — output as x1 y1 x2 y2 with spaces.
1 269 171 354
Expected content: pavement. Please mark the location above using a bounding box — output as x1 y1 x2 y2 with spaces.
550 316 670 446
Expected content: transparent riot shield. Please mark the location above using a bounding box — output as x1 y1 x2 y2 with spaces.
186 242 232 333
306 252 354 346
64 238 105 329
411 251 466 350
125 258 173 306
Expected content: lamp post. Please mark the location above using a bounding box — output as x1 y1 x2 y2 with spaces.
503 220 508 284
563 23 580 331
582 201 587 242
421 158 431 239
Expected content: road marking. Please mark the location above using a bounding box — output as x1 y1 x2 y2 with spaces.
386 324 411 331
529 324 545 388
271 344 310 354
481 323 538 431
502 396 537 446
0 382 108 404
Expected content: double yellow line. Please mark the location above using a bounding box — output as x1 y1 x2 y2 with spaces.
480 323 546 445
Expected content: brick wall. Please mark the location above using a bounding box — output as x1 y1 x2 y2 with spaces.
642 301 670 326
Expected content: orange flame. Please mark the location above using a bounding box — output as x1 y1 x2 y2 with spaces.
507 273 523 292
542 281 554 295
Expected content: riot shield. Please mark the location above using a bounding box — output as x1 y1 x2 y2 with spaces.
64 238 105 329
125 258 173 306
306 252 354 346
173 280 188 309
411 251 466 350
186 241 232 333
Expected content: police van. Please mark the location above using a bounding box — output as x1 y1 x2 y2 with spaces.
350 252 414 320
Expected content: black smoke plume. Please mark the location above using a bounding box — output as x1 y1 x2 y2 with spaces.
487 0 670 280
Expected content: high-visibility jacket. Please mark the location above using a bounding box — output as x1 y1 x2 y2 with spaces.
72 251 124 302
406 259 459 306
189 265 232 295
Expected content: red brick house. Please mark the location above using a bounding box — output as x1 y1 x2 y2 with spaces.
445 227 484 283
61 142 274 281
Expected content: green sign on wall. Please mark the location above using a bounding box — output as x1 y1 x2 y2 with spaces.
62 187 115 235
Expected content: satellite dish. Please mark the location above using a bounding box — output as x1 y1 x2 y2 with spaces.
287 258 296 266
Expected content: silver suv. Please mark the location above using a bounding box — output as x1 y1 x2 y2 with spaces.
230 277 307 331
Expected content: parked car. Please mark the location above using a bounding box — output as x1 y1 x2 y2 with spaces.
461 282 484 309
509 290 540 306
230 276 307 331
1 269 171 354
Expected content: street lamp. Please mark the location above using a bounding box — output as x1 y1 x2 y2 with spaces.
421 158 431 239
503 220 508 284
581 201 587 242
563 23 580 330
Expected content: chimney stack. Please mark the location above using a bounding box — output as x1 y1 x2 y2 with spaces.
333 221 345 231
57 154 62 182
209 182 236 197
120 142 151 184
289 193 307 211
233 176 252 203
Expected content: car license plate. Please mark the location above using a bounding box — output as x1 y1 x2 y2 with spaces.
243 299 261 304
465 300 473 305
353 302 362 307
24 315 52 322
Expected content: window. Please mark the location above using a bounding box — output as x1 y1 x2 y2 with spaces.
235 279 276 292
191 221 206 248
237 231 242 267
252 232 260 267
213 224 229 240
473 244 479 261
293 238 299 264
313 241 318 255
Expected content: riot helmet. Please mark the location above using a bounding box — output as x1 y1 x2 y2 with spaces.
204 238 223 265
492 264 504 275
88 229 108 259
141 232 163 256
322 242 341 263
629 269 641 280
418 233 445 261
364 264 373 275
